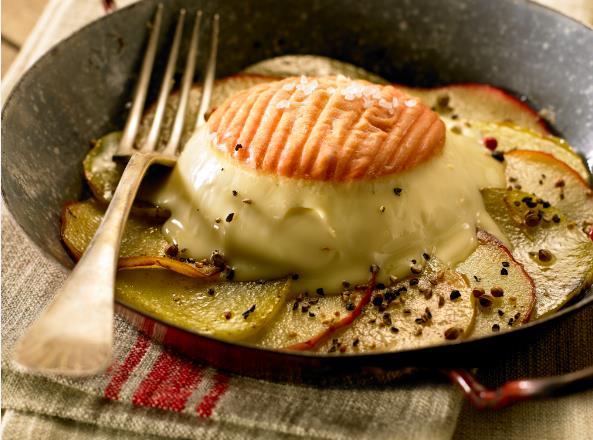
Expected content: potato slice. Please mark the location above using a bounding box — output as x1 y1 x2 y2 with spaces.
400 84 549 135
504 150 593 235
61 199 169 259
254 259 475 353
82 132 172 220
116 269 289 342
83 131 125 203
465 121 589 180
61 199 217 278
482 188 593 318
456 230 535 338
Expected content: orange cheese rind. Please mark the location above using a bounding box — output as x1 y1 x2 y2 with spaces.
207 76 445 181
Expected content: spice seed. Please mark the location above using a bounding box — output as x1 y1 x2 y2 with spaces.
479 296 493 307
444 327 461 340
165 243 179 257
449 290 461 301
491 287 504 298
524 212 540 227
472 288 485 298
242 304 256 319
410 263 423 274
538 249 553 262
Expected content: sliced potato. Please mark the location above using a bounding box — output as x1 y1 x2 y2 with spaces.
244 55 389 83
61 199 169 259
456 230 535 338
61 199 217 278
82 132 172 220
504 150 593 235
116 269 289 342
467 121 589 180
482 188 593 318
400 84 549 135
83 131 125 203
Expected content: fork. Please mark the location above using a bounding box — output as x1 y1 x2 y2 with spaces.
11 4 219 377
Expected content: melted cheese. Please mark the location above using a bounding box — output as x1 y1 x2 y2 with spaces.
148 124 506 294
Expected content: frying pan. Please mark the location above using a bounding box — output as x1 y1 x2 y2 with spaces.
2 0 593 409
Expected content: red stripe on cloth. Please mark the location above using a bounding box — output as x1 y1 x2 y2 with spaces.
104 334 151 400
132 350 204 412
196 372 231 418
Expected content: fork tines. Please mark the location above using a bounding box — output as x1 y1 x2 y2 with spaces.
118 4 219 157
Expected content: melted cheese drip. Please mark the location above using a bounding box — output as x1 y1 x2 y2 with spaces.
149 124 506 293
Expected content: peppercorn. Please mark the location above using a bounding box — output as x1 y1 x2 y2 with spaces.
491 287 504 298
472 287 485 298
444 327 461 340
538 249 553 262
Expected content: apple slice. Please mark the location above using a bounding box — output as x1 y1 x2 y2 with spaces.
316 259 474 353
456 230 535 338
254 258 475 353
116 269 289 342
243 54 389 83
464 121 589 180
481 188 593 318
400 84 549 135
504 150 593 236
252 287 370 350
61 199 217 278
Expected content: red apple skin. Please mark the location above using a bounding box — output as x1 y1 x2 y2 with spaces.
286 272 377 351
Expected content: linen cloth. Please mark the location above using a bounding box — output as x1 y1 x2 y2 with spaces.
1 1 592 439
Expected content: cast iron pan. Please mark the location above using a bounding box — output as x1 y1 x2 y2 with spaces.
2 0 593 408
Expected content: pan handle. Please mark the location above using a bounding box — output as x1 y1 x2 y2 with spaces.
446 366 593 410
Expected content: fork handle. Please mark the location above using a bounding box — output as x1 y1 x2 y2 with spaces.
12 153 155 376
